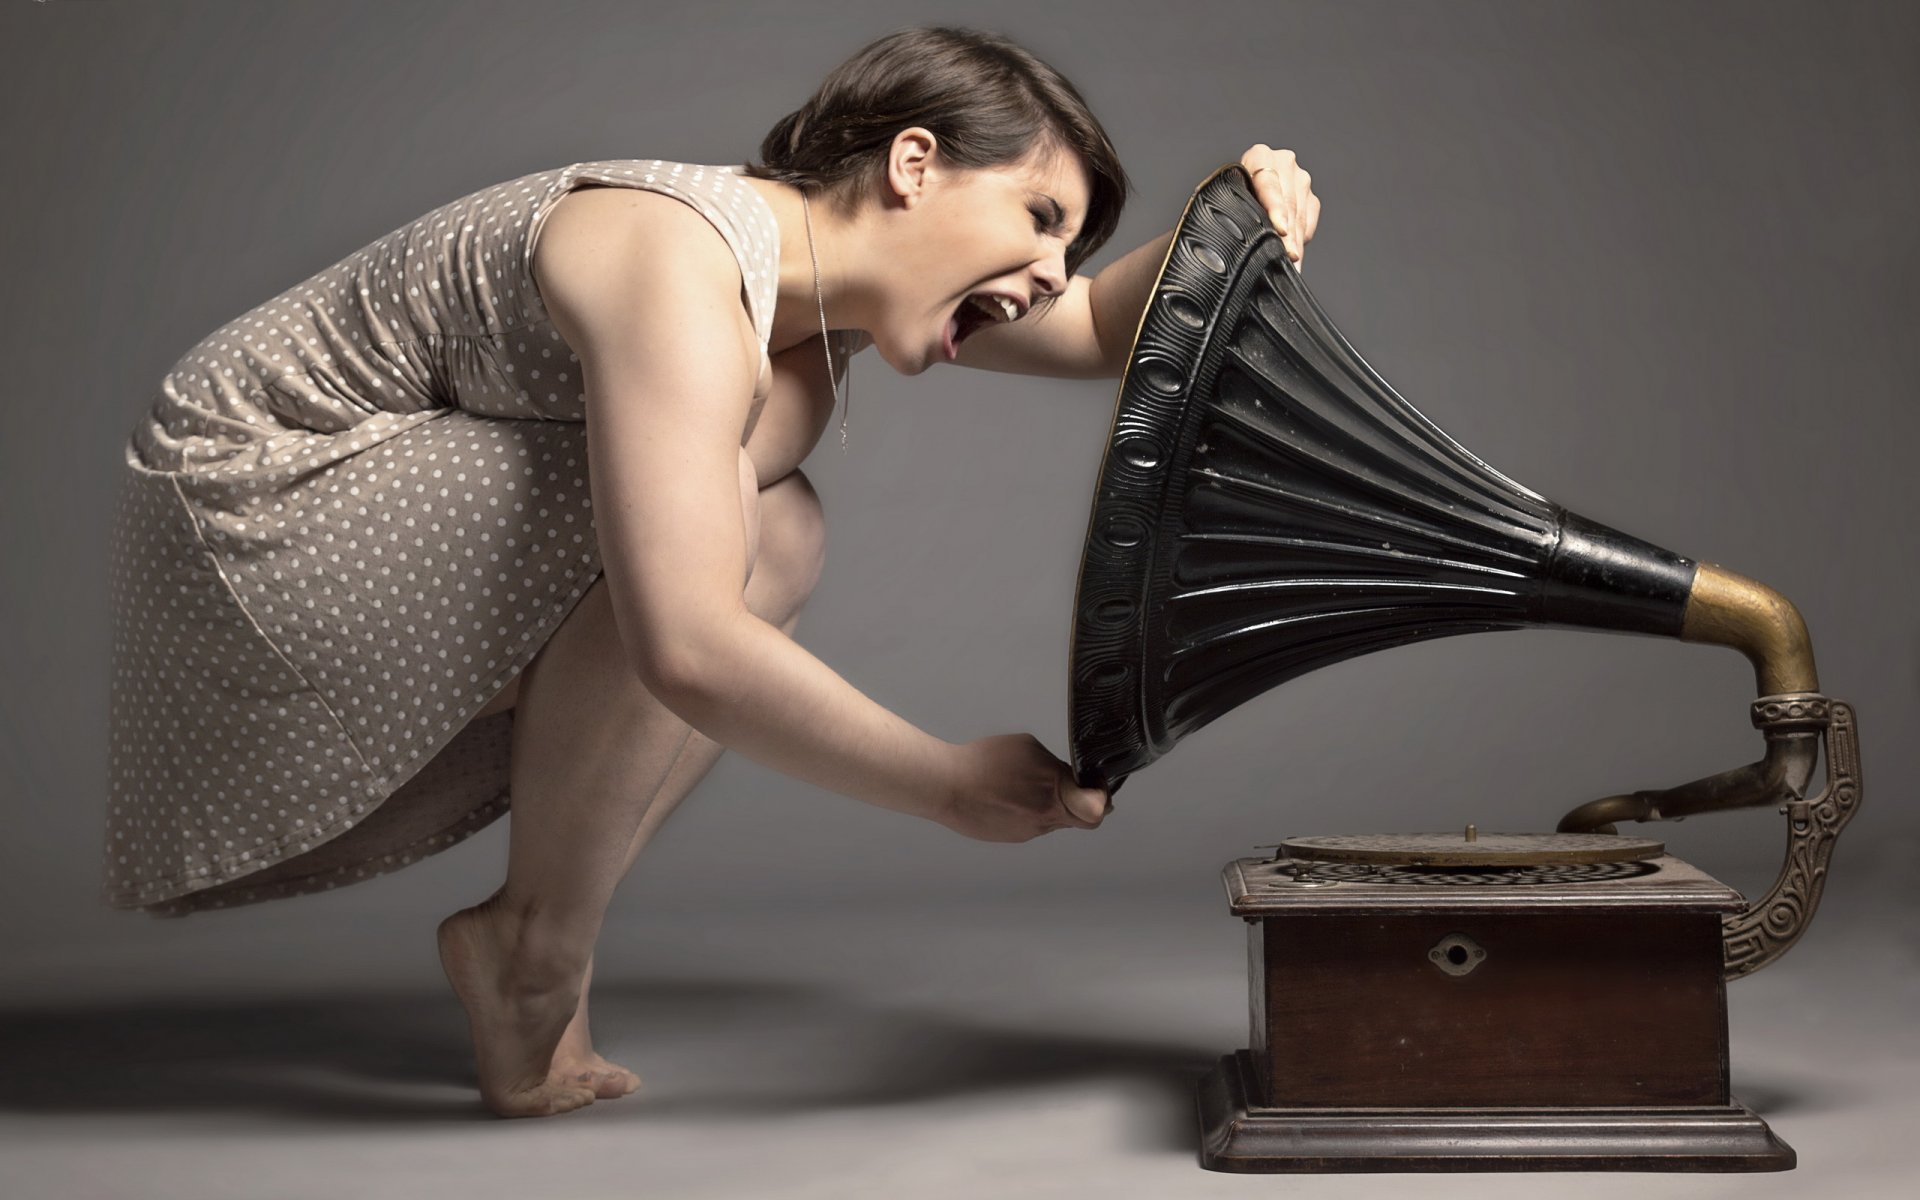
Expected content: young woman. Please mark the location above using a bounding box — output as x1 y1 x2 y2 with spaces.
105 26 1320 1118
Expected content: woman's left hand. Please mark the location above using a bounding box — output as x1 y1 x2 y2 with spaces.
1241 144 1320 268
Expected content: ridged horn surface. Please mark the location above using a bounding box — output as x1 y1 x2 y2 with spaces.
1069 165 1695 789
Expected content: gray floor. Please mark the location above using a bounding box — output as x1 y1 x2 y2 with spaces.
4 866 1917 1200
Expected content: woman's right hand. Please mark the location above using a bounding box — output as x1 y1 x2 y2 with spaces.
935 734 1111 842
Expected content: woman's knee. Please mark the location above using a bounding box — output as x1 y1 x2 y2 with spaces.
747 470 825 625
469 467 813 722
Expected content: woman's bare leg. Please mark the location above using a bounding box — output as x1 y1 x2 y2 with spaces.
436 572 696 1117
439 465 823 1117
551 472 822 1094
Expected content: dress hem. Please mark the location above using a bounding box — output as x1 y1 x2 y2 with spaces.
103 553 606 913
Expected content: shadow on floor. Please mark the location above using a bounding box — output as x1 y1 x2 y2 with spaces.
1727 1076 1837 1119
0 978 1213 1147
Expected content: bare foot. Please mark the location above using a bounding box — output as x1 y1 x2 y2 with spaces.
551 958 641 1099
437 900 597 1117
554 1017 642 1099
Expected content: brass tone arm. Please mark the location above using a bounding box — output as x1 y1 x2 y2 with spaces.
1559 561 1823 832
1555 563 1863 979
1556 723 1819 833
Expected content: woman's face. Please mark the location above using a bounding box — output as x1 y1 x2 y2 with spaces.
863 131 1091 375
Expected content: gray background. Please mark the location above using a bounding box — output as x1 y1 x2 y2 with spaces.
2 2 1915 1197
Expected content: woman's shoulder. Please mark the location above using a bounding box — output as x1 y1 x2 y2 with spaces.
529 161 777 345
530 182 763 395
533 184 747 300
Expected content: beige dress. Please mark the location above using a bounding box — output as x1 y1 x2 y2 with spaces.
106 159 780 915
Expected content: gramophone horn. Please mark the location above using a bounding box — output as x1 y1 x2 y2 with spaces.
1068 164 1860 977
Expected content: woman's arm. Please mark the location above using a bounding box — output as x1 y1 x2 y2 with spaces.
957 144 1320 380
532 189 1105 839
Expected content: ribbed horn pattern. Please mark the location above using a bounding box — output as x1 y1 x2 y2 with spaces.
1069 166 1694 789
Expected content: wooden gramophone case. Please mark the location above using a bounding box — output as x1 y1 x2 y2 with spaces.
1202 834 1796 1171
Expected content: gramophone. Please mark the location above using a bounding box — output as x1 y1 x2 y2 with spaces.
1068 164 1862 1172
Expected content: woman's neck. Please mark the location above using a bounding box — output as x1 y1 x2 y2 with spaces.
740 175 871 355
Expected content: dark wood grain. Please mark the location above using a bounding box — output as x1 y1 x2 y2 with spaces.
1252 910 1728 1107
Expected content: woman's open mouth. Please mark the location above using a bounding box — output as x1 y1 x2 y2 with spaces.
942 291 1025 360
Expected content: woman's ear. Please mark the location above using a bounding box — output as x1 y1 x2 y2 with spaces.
886 127 939 209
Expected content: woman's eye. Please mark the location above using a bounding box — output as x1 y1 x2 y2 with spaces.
1029 206 1050 232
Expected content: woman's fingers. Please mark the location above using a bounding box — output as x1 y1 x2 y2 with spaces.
1055 780 1110 829
950 734 1114 841
1240 143 1317 264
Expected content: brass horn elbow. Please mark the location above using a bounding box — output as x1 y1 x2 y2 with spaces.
1681 563 1819 695
1559 563 1824 835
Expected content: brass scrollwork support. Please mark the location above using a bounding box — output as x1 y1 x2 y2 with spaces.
1722 699 1862 979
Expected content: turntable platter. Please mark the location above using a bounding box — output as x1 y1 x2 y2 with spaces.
1279 830 1664 867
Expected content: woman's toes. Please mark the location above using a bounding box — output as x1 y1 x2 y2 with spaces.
556 1053 641 1099
603 1065 641 1097
576 1067 637 1099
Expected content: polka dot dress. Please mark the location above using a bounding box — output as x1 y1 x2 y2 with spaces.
105 160 780 915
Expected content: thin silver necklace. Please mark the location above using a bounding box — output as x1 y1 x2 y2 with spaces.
800 190 850 450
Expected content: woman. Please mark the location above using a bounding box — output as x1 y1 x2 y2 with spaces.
105 25 1320 1117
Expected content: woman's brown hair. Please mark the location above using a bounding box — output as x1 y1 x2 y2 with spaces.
745 26 1130 277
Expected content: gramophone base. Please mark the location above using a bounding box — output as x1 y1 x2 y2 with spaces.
1198 1052 1795 1173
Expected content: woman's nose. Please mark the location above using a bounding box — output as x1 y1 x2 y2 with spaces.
1033 251 1069 297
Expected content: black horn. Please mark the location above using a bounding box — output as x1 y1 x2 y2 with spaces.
1067 164 1858 977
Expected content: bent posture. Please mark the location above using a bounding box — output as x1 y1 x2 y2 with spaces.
104 26 1319 1117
